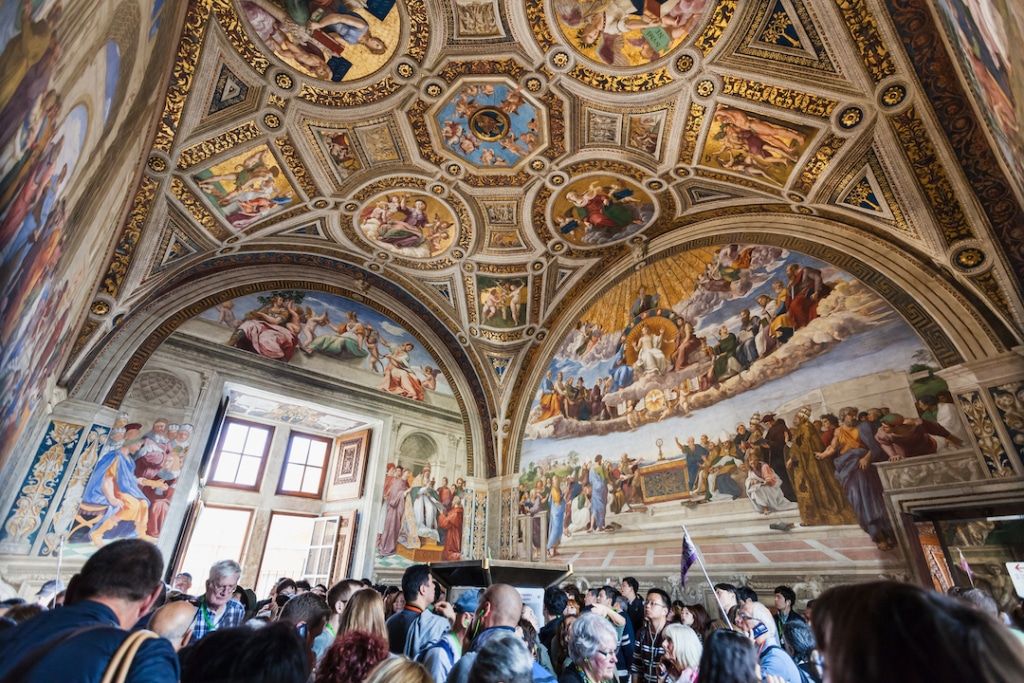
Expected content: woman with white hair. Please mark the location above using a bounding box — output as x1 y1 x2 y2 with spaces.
560 611 618 682
661 623 702 682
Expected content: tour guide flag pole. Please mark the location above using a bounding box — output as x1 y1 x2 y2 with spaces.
681 525 732 629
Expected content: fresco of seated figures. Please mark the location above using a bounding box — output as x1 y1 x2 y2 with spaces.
521 244 970 555
182 290 452 401
238 0 402 83
551 0 709 67
356 191 457 259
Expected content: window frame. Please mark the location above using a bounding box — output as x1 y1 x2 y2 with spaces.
206 418 274 491
254 510 319 598
276 431 331 499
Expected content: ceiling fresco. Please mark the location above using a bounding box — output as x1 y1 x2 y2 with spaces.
55 0 1024 476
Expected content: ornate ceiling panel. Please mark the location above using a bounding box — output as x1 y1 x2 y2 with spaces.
66 0 1024 474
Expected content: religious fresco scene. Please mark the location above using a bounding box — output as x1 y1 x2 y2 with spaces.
238 0 402 82
1 0 1023 631
193 145 300 230
550 174 656 246
701 105 817 187
521 244 968 553
356 191 457 259
182 290 452 401
435 81 543 169
552 0 709 66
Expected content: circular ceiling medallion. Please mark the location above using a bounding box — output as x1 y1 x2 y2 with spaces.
355 191 459 260
263 112 281 129
90 300 110 316
274 71 294 90
551 1 706 69
548 175 657 248
675 54 695 73
239 0 403 83
838 106 864 130
951 246 987 271
880 83 907 108
468 106 512 142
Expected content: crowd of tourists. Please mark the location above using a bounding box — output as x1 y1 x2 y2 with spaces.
0 539 1022 682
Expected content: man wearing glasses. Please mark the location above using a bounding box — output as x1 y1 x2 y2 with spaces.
630 588 671 683
190 559 245 641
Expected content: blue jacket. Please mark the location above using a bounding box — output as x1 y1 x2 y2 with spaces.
0 600 179 683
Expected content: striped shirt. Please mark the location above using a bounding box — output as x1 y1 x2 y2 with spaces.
630 624 666 683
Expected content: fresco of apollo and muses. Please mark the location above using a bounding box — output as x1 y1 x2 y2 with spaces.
192 290 452 401
238 0 402 83
0 0 128 464
521 244 969 554
553 0 709 67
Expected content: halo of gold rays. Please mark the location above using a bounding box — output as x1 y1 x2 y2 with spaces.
579 247 721 334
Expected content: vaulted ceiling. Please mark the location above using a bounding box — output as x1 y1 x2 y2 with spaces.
64 0 1024 476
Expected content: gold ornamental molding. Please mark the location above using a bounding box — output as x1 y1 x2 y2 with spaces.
831 0 897 83
720 76 838 118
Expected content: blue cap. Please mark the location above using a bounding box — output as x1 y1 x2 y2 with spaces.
453 589 481 614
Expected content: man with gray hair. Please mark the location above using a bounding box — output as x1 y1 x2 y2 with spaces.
190 559 245 641
468 634 535 683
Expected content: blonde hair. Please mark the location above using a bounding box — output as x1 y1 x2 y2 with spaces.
338 588 387 640
364 657 433 683
663 623 703 671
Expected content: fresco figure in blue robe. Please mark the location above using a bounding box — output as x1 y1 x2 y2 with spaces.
79 423 154 545
546 476 566 555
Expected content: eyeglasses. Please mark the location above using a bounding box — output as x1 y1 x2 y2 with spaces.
596 649 617 658
644 600 667 608
211 583 237 594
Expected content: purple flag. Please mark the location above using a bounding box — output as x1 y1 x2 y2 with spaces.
680 530 697 588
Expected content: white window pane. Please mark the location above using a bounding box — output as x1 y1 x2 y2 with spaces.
180 507 250 586
236 455 262 486
282 463 303 492
223 423 248 453
301 467 322 494
256 515 318 597
293 437 312 465
213 451 240 482
244 427 269 456
307 441 327 467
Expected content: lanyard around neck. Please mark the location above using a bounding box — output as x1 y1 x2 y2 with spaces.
200 599 218 631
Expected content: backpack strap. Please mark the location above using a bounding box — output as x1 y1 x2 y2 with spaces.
3 624 110 683
100 630 158 683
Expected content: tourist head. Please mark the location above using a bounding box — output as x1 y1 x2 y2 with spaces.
954 587 1000 618
620 576 639 601
315 630 389 683
543 586 568 620
736 586 758 606
568 611 619 682
685 603 710 636
205 559 241 610
735 601 776 646
327 579 364 618
644 588 672 627
696 628 758 683
597 585 620 608
231 621 310 683
401 564 435 607
279 591 331 650
469 634 535 683
364 657 433 683
811 580 1024 683
70 539 164 628
714 583 738 614
454 589 482 633
150 599 199 651
338 587 387 640
782 618 816 662
172 572 193 593
180 626 254 683
477 583 523 630
663 623 703 674
774 585 796 614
